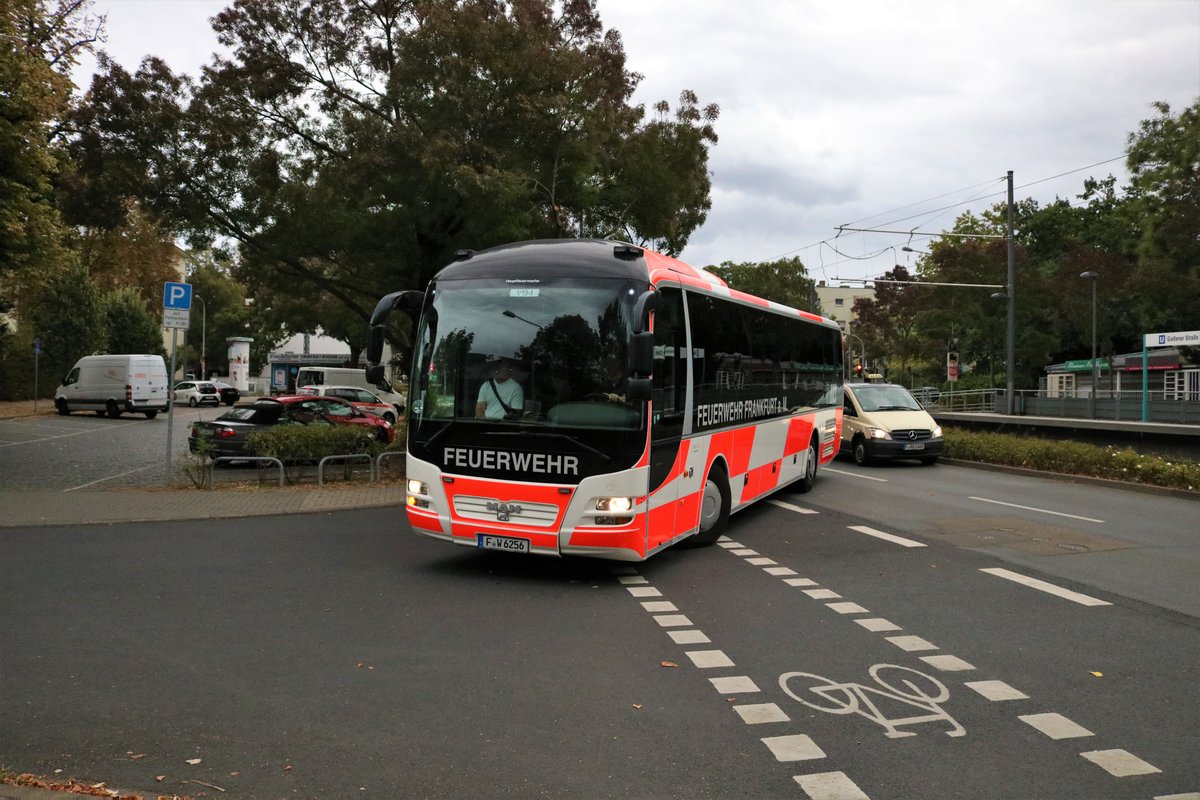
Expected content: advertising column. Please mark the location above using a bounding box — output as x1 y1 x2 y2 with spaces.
226 336 254 392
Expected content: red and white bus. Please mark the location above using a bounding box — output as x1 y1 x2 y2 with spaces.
366 239 843 560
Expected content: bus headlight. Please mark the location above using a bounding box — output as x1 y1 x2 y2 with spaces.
597 496 633 514
407 479 430 509
932 425 943 439
594 496 635 525
866 427 891 440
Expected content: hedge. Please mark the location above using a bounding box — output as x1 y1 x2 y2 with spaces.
943 429 1200 493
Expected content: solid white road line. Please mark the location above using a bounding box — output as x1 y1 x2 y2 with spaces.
980 567 1113 607
847 525 926 548
969 495 1104 523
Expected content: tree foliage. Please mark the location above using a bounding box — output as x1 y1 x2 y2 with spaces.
708 257 815 311
0 0 102 311
101 286 165 355
67 0 720 359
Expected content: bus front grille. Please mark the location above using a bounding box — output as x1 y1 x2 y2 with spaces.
453 496 561 527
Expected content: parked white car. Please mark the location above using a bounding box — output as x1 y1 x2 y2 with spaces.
173 381 221 407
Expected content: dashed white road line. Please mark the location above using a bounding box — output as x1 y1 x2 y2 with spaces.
969 495 1104 523
980 567 1112 607
1019 712 1094 740
763 734 826 762
847 525 926 548
824 467 889 482
1081 749 1162 777
964 680 1028 701
793 771 871 800
767 499 820 514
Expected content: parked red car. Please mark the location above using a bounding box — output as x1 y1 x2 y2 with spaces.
189 395 392 459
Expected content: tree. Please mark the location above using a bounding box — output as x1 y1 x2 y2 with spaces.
25 260 105 379
707 257 816 311
74 200 182 306
67 0 718 357
0 0 102 312
101 286 164 355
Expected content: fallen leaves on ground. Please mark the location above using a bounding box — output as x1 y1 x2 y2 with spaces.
1 770 195 799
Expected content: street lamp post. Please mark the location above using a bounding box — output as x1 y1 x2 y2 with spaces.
193 295 207 380
1080 271 1099 419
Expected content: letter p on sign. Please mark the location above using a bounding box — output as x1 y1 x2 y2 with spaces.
164 282 192 310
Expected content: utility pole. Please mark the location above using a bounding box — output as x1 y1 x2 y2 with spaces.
1005 170 1016 415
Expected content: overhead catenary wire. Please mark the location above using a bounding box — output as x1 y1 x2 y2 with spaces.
762 154 1129 271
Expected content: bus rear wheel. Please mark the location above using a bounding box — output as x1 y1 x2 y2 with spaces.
684 465 730 548
106 400 121 419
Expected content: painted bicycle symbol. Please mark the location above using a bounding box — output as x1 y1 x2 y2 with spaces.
779 664 965 739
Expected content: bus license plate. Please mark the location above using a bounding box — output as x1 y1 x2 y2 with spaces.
903 442 925 451
477 534 530 554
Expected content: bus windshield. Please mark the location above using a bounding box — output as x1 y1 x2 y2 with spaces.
408 276 647 435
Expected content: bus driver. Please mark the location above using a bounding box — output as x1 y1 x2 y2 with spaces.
476 357 525 419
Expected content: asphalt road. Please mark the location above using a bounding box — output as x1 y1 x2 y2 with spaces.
2 470 1197 799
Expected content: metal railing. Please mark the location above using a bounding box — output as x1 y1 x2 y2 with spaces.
210 456 285 486
925 388 1200 424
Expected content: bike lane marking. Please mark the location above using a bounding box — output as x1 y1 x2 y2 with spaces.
721 513 1177 792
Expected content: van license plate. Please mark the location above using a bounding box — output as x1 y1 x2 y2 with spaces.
477 534 530 553
903 443 925 451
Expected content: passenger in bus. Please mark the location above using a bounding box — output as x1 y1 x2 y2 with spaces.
476 357 525 419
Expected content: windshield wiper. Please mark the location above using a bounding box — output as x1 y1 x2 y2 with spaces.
874 405 918 411
484 430 611 462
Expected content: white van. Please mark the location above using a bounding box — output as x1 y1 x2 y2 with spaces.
841 382 943 466
55 354 170 419
293 366 406 414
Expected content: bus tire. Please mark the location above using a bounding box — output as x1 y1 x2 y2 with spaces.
55 398 70 415
796 436 820 493
106 400 121 419
684 464 730 548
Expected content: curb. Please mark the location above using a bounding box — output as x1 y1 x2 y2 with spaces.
942 457 1200 501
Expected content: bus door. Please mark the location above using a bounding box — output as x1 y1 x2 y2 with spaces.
647 287 688 552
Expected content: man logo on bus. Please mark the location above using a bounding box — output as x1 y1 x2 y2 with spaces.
487 501 523 521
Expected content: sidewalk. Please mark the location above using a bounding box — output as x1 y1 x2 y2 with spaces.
0 401 405 528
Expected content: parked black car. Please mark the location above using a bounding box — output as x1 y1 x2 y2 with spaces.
212 381 241 405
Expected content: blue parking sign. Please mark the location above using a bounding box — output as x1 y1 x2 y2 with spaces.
163 282 192 310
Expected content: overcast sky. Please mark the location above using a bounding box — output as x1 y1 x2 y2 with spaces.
73 0 1200 284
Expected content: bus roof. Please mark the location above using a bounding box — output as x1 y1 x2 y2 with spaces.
434 239 839 330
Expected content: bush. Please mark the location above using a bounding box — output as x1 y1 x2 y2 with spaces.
247 423 382 463
944 429 1200 492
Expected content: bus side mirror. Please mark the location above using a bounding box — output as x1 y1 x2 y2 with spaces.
630 331 654 377
627 377 652 401
366 362 385 385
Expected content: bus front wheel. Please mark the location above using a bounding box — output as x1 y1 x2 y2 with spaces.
685 465 730 548
796 436 819 493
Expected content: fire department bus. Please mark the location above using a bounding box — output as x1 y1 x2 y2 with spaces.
366 239 843 561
